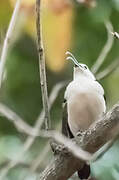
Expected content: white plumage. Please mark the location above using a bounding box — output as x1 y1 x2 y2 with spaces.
65 52 106 136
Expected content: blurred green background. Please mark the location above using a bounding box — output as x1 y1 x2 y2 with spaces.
0 0 119 179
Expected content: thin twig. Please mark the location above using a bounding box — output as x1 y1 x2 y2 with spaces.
30 123 61 172
35 130 93 161
0 103 35 134
23 81 66 153
96 58 119 80
91 21 114 74
0 130 92 180
1 103 119 179
0 82 66 179
36 0 50 130
35 81 67 129
0 0 21 87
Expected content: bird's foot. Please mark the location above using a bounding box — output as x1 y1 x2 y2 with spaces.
76 130 85 137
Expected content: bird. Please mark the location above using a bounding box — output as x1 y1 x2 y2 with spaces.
62 51 106 179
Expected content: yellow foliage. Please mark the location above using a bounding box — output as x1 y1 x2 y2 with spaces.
9 0 73 72
42 0 73 72
24 15 36 38
0 0 12 27
10 0 34 7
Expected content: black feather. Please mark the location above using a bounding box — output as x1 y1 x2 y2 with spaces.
62 99 90 179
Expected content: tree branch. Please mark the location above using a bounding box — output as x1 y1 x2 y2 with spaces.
23 81 66 153
36 0 50 130
91 21 114 74
38 103 119 180
95 31 119 80
0 103 34 134
0 0 21 87
96 58 119 80
0 82 66 179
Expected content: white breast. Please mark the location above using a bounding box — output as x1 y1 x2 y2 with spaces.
65 78 106 136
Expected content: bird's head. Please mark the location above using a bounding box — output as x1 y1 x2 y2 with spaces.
66 51 95 81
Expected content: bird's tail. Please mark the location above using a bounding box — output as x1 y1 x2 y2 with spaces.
77 163 90 179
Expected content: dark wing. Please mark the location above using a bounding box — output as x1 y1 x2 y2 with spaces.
62 99 74 138
96 79 107 106
104 94 106 102
62 99 91 179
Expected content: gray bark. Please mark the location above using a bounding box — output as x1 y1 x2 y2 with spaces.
38 103 119 180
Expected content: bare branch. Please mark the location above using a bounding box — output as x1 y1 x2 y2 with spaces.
91 21 114 74
36 0 50 130
19 82 66 178
23 81 66 153
39 131 92 161
38 103 119 180
0 132 92 179
0 103 35 135
95 30 119 80
0 82 66 179
35 81 67 130
96 58 119 80
30 123 61 172
1 97 119 180
0 0 21 87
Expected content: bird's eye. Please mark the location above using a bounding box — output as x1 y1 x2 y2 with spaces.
75 64 78 67
84 65 87 70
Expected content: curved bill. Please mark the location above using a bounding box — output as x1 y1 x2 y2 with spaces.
66 51 81 67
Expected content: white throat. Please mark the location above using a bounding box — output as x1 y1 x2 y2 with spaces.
73 67 96 81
